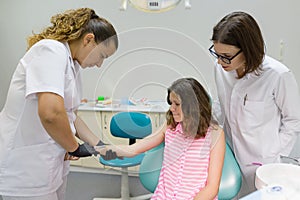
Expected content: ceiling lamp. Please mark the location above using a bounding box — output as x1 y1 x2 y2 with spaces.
120 0 191 13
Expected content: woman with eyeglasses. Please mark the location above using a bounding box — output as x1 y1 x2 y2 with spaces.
209 11 300 197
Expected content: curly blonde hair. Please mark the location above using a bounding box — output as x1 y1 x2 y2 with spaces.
27 8 118 50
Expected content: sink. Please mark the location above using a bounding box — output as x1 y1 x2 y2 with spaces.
255 163 300 199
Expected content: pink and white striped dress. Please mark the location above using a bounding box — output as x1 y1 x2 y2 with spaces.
151 123 217 200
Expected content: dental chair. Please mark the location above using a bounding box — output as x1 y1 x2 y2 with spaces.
139 142 242 200
93 112 153 200
218 143 242 199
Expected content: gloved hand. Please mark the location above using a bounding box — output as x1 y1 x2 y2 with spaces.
100 149 118 160
69 143 98 157
95 140 123 160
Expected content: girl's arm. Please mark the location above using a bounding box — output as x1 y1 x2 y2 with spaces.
97 122 166 157
194 127 226 200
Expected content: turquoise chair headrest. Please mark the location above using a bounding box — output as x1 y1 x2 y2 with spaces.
110 112 152 139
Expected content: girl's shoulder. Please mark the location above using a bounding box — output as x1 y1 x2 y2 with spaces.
166 123 182 133
209 124 224 149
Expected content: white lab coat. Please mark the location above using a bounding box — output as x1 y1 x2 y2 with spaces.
0 39 82 196
214 55 300 197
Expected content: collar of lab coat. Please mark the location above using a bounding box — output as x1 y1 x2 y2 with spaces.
63 42 81 76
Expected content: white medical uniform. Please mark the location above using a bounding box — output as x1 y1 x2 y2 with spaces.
214 55 300 197
0 39 82 197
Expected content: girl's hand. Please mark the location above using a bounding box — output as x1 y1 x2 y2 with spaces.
94 145 108 155
94 145 124 160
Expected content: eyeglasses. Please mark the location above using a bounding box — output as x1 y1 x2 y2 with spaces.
208 45 242 64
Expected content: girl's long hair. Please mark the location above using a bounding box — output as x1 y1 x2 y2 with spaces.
166 78 212 138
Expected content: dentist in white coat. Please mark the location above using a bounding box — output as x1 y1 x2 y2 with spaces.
0 8 118 200
209 11 300 197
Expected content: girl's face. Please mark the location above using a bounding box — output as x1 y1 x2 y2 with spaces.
213 42 246 76
169 91 183 122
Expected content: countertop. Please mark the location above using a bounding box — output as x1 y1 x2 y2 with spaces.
78 100 169 113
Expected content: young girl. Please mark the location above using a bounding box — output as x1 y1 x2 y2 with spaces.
99 78 225 200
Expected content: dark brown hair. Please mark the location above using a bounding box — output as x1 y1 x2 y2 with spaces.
211 11 265 78
166 78 212 138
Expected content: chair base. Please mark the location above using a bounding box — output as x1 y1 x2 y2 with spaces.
93 193 152 200
93 167 152 200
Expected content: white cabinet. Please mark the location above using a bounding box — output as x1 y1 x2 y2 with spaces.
149 112 161 131
71 103 168 170
77 110 102 137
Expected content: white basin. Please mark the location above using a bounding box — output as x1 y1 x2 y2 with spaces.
255 163 300 199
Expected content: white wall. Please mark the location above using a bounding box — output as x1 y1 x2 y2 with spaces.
0 1 299 151
1 0 300 103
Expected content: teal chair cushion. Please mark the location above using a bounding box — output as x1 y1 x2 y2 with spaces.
218 143 242 200
100 112 152 168
100 153 145 167
139 143 164 193
139 142 242 199
110 112 152 139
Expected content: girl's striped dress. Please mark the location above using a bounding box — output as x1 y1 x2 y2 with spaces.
151 123 217 200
